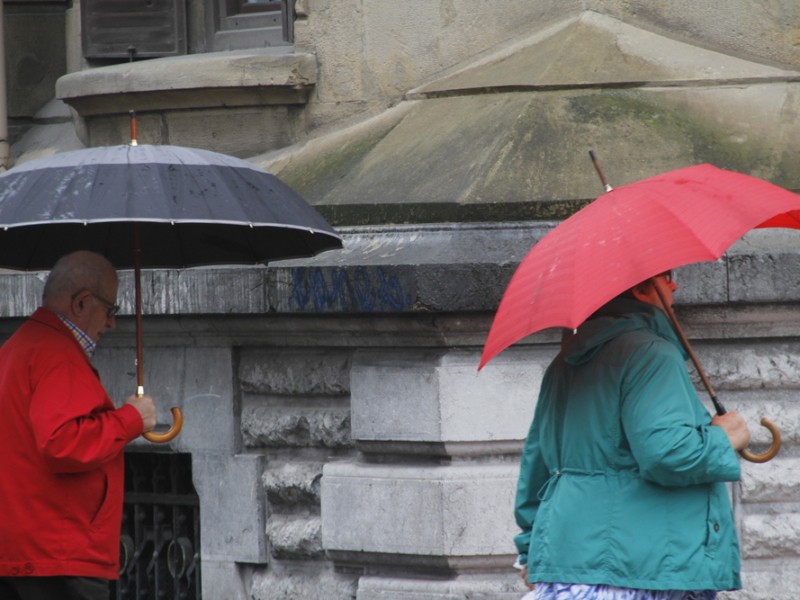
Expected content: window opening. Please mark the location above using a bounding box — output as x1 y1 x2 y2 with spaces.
113 452 201 600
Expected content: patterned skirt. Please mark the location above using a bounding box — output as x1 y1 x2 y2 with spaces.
530 583 717 600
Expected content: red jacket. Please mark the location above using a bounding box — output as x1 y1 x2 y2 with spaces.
0 308 143 579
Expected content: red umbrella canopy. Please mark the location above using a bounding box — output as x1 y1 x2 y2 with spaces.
479 164 800 369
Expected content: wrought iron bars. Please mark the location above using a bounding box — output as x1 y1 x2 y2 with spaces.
114 452 201 600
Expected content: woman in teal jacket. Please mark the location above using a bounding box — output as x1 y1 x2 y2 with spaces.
514 272 751 599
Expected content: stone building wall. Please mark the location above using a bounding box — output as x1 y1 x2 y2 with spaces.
3 225 798 599
3 2 800 599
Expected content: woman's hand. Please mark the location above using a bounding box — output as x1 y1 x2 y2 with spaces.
519 567 535 590
712 412 751 451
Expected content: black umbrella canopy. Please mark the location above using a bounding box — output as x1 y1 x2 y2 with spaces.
0 144 343 270
0 142 343 443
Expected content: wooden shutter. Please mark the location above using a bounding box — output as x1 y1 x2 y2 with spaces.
81 0 187 59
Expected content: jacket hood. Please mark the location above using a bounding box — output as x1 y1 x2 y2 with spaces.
563 297 687 366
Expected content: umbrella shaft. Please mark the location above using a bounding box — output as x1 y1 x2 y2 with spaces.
134 222 144 391
653 283 726 416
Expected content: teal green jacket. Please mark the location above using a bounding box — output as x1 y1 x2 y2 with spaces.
514 297 742 591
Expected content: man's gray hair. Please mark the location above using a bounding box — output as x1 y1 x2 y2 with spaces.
42 251 116 303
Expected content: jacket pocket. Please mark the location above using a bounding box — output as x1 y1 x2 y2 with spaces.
86 471 110 525
704 487 726 558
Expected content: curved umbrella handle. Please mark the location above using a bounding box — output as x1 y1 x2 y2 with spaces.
739 417 781 463
142 407 184 443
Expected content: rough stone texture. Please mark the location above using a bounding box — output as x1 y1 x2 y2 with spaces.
249 565 358 600
741 513 800 559
266 514 324 559
263 461 323 505
239 349 351 395
241 398 352 449
741 458 800 504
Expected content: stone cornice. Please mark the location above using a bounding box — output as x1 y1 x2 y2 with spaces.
56 48 317 117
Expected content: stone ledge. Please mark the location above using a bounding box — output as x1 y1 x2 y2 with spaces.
0 225 798 319
56 48 317 117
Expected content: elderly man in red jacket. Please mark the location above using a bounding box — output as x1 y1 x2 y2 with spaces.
0 250 157 600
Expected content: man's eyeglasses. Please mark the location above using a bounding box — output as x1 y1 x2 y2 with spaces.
71 289 120 318
91 293 120 318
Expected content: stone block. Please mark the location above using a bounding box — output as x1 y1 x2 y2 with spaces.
193 454 267 564
266 514 324 559
249 565 358 600
321 461 519 559
263 461 324 505
729 231 800 303
200 560 249 600
741 458 800 504
350 348 547 443
241 398 352 449
690 341 800 391
741 513 800 559
356 575 527 600
239 349 351 395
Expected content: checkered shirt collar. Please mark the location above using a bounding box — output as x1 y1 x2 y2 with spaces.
57 313 97 358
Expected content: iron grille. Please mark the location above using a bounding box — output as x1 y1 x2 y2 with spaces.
113 452 201 600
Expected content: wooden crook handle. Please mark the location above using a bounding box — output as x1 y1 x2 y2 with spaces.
142 407 183 443
739 417 781 463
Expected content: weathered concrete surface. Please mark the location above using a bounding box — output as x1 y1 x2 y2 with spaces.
412 12 800 93
350 348 543 445
321 462 519 559
261 12 800 226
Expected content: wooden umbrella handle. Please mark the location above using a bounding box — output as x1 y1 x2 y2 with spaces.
738 417 781 463
142 407 184 443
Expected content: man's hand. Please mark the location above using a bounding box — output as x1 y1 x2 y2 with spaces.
126 394 157 433
712 412 751 451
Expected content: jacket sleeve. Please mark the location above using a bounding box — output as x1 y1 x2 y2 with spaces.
29 357 143 473
513 390 552 565
620 339 740 487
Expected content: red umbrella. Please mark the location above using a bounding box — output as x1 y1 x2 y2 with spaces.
480 163 800 368
480 160 800 463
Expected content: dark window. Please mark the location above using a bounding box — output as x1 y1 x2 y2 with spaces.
113 452 201 600
81 0 187 60
213 0 294 50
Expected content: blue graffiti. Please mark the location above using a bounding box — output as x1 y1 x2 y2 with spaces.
288 266 412 312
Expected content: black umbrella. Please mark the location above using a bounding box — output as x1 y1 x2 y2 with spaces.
0 120 342 442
